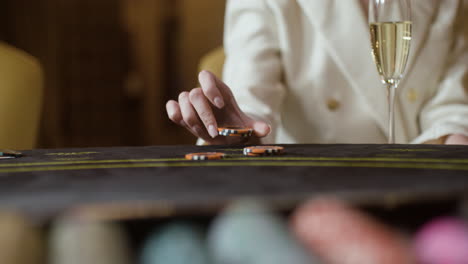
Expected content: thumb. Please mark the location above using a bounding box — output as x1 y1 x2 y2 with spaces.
251 121 271 138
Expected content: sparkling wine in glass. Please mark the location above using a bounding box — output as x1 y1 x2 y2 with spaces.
369 0 412 144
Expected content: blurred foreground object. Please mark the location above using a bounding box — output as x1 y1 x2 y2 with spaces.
49 218 131 264
141 222 210 264
460 197 468 219
291 199 414 264
0 212 43 264
413 217 468 264
0 42 43 149
208 199 319 264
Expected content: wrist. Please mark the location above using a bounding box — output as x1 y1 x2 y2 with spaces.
445 134 468 145
422 135 449 145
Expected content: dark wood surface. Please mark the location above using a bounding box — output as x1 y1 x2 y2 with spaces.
1 144 467 221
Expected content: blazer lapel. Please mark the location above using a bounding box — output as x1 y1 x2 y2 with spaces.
296 0 436 140
403 0 440 83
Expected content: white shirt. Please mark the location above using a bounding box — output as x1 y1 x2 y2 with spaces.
223 0 468 144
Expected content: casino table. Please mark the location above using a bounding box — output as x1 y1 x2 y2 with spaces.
0 144 467 221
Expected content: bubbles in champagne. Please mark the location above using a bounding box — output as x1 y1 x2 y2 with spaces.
370 21 412 86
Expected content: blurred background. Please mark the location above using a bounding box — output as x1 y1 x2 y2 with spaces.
0 0 226 148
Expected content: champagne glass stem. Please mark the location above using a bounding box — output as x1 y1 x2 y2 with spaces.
387 84 397 144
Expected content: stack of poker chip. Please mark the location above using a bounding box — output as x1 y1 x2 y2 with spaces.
49 219 131 264
208 199 318 264
413 217 468 264
243 146 284 156
291 199 414 264
217 127 253 138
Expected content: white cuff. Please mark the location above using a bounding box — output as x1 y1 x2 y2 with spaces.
411 122 468 144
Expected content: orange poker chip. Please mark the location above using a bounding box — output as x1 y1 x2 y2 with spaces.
225 133 252 138
243 146 284 155
245 152 263 157
185 152 226 161
218 126 253 137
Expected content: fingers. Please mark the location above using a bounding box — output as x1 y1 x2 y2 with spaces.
189 88 219 138
198 70 225 109
170 71 269 142
199 70 246 121
252 121 271 138
166 100 185 127
178 92 211 140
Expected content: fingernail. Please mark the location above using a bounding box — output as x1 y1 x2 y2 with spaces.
208 125 218 138
267 124 272 136
214 97 225 109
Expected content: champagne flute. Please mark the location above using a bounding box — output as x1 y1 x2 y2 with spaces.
369 0 412 144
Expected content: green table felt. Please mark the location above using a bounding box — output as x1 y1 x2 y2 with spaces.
0 144 467 220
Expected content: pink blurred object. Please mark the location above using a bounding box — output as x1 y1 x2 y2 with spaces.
291 199 414 264
413 217 468 264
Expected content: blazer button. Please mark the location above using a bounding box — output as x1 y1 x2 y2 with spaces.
407 89 417 102
327 99 340 111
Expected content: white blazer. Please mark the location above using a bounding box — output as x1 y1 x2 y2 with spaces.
223 0 468 144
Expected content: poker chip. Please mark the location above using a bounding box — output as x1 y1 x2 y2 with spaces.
0 149 22 157
244 152 263 157
185 152 226 161
243 146 284 156
0 212 43 264
291 199 414 264
208 199 318 264
218 127 253 137
50 219 131 264
141 222 210 264
413 217 468 264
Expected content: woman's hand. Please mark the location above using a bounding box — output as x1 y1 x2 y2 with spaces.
445 134 468 145
166 70 270 145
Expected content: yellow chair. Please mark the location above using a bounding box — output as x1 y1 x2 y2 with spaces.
199 47 225 79
0 42 43 149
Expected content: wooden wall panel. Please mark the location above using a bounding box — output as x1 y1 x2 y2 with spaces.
178 0 226 89
0 0 65 147
1 0 227 148
122 0 176 145
60 0 131 147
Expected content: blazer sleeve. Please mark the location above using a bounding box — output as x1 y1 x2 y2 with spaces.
223 0 286 142
412 1 468 144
